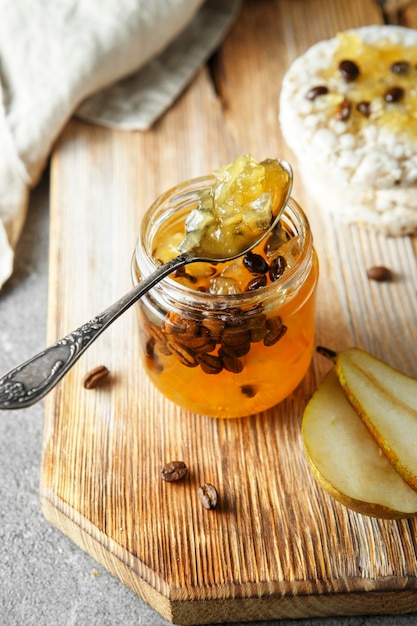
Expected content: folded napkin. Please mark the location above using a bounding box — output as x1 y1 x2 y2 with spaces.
0 0 240 289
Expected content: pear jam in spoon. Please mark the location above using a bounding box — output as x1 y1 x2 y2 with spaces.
132 155 319 418
178 155 292 259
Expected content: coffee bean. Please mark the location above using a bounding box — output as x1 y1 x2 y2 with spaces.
248 314 268 342
306 85 329 100
366 266 392 282
220 341 251 358
384 86 404 103
166 342 198 367
264 316 287 347
269 255 286 281
145 339 155 358
243 251 269 274
339 59 360 82
201 317 225 343
198 483 218 510
246 274 267 291
148 322 166 343
221 326 251 349
161 461 188 482
390 60 410 75
165 312 200 339
83 365 110 389
196 353 223 375
219 350 244 374
175 333 215 354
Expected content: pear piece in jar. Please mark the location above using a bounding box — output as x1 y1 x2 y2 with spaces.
209 276 241 295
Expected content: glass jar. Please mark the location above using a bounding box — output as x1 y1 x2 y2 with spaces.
131 176 319 418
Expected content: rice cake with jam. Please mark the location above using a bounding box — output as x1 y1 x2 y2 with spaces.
279 25 417 235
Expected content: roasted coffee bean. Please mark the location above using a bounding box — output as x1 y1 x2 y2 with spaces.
198 483 218 510
390 60 410 75
339 59 360 82
147 323 171 355
366 265 392 282
83 365 110 389
220 341 251 358
357 101 371 117
197 353 223 375
243 251 269 274
219 350 244 374
174 332 215 354
248 315 268 342
166 342 198 367
221 326 251 349
145 338 155 359
148 322 166 343
161 461 188 482
246 274 268 291
306 85 329 100
165 312 200 338
241 384 257 398
384 86 404 103
201 317 225 343
264 316 287 347
269 255 286 281
335 97 352 121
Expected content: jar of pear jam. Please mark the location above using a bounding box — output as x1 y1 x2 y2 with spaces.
131 176 318 418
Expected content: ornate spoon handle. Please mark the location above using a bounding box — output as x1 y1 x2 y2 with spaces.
0 253 190 410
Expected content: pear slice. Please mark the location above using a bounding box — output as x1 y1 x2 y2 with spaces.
333 348 417 491
302 369 417 518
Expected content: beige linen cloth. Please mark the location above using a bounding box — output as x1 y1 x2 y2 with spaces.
0 0 240 289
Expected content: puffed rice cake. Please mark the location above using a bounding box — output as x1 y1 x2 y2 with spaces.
279 25 417 235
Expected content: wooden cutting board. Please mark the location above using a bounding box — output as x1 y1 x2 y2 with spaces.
41 1 417 624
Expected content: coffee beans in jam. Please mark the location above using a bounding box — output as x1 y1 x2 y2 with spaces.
140 222 296 377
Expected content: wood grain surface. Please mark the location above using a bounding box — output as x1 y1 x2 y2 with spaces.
41 1 417 624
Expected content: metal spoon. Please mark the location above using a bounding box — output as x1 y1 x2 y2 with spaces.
0 161 292 410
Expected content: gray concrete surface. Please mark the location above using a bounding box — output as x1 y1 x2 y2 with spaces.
1 169 417 626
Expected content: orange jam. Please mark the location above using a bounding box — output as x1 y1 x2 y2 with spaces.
314 32 417 138
132 171 318 418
